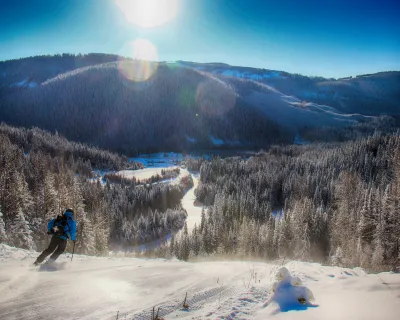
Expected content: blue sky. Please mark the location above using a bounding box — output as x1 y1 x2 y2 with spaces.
0 0 399 78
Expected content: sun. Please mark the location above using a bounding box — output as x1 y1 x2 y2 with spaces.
116 0 179 28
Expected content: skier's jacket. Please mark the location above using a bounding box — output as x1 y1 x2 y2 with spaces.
48 211 77 241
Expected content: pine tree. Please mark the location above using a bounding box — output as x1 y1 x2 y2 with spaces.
200 208 206 233
94 224 109 256
180 222 190 261
70 176 85 218
9 208 35 250
76 209 95 255
191 224 201 257
0 207 8 243
278 216 292 258
169 234 175 256
331 247 344 267
43 173 58 221
16 172 34 217
358 188 376 246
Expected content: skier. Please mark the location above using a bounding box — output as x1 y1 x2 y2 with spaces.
33 208 77 266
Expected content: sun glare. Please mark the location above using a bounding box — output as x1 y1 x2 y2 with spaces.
118 39 159 82
116 0 179 28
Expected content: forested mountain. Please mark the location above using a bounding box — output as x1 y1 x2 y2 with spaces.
0 124 189 255
172 133 400 272
1 54 399 154
179 61 400 115
0 53 120 93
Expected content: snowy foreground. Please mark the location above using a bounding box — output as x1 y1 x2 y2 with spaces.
0 244 399 320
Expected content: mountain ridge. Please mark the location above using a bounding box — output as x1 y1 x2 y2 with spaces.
0 54 399 153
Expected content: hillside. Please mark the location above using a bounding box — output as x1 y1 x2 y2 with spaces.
1 244 399 320
179 61 400 115
0 59 289 154
0 53 121 92
1 55 398 153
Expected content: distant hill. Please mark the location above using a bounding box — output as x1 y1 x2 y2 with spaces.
0 54 398 154
178 61 400 115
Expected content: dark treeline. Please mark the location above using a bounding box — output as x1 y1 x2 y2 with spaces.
0 124 190 255
171 134 400 272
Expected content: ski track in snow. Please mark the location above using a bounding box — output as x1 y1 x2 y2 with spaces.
180 173 202 233
1 244 400 320
0 250 275 320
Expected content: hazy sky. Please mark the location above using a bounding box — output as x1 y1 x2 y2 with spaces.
0 0 399 78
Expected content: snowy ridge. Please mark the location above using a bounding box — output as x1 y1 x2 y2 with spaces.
41 62 117 86
1 244 399 320
220 69 286 80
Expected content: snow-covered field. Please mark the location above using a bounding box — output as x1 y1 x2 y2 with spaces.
1 244 399 320
119 153 185 180
118 167 179 181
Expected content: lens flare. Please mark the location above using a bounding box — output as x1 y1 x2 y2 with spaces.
119 39 158 82
196 81 236 116
116 0 179 28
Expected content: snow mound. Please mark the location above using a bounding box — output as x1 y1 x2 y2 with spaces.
263 267 317 313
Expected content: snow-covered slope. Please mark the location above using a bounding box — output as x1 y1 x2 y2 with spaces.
244 88 369 130
179 61 400 116
1 244 399 320
180 173 202 233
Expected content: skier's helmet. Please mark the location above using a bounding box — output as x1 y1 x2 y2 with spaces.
64 208 74 215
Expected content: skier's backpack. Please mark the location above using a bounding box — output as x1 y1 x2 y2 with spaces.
52 214 68 237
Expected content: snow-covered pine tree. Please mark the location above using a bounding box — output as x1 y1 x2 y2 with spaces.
76 209 95 255
43 173 59 221
191 224 201 257
180 222 190 261
70 176 85 218
94 227 109 256
169 234 175 256
55 174 71 214
200 208 205 233
0 206 8 243
278 214 292 259
15 172 34 217
331 246 344 267
358 188 376 246
9 208 35 250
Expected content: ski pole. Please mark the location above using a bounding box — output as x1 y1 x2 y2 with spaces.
71 241 76 262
